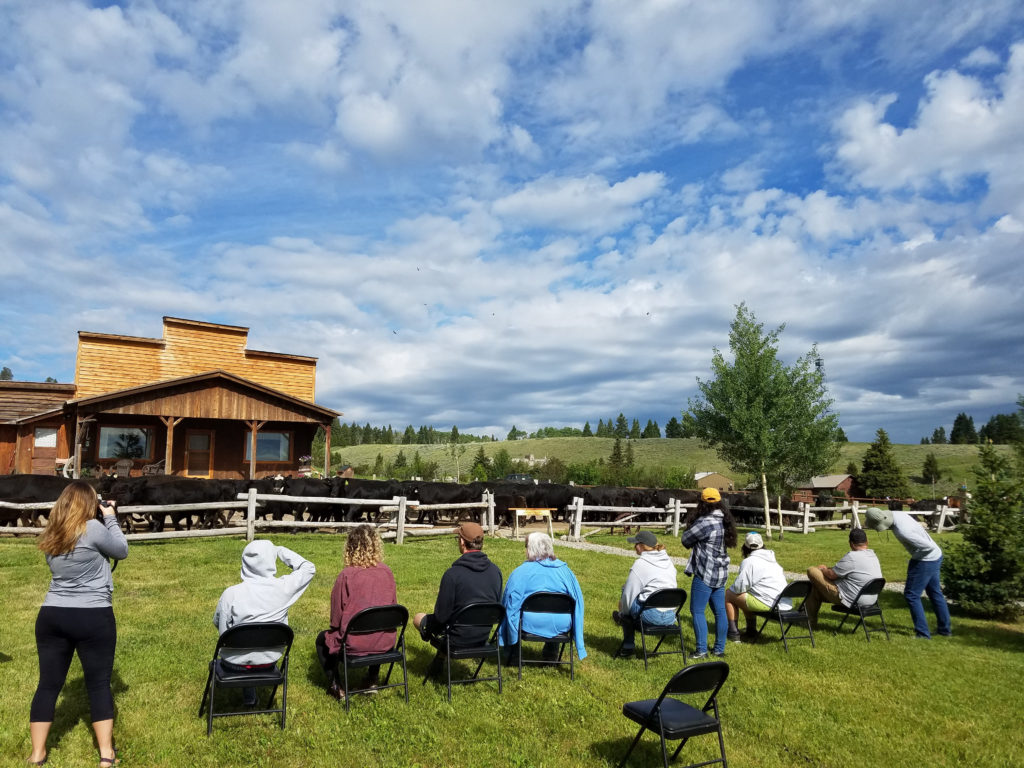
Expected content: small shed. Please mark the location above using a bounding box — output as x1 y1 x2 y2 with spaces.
792 474 854 504
695 471 734 492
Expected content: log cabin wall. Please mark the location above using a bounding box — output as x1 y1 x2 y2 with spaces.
75 317 317 401
0 425 16 473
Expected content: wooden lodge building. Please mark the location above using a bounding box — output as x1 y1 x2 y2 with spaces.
0 317 339 479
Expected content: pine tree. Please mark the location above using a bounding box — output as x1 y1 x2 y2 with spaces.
665 416 682 438
615 413 629 438
922 452 942 485
629 418 641 439
595 419 606 437
950 413 977 444
403 425 416 444
641 419 658 438
0 367 12 380
582 421 593 437
860 428 909 498
931 426 947 444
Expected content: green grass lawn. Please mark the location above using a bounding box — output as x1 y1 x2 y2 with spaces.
332 437 1008 500
2 532 1022 767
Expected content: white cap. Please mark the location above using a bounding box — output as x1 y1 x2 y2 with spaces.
744 532 763 549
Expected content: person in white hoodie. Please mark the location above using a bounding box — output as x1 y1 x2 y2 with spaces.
724 532 790 642
612 530 678 657
213 539 316 705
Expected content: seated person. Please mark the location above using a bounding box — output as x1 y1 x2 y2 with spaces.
315 525 396 701
805 527 882 628
500 532 587 662
414 522 502 667
725 532 790 642
612 530 677 658
214 540 315 705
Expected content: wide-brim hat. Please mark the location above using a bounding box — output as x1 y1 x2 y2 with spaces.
864 507 894 531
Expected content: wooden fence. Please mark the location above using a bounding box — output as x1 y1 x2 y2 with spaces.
0 491 497 546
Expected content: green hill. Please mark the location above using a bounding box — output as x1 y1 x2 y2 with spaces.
332 437 1006 498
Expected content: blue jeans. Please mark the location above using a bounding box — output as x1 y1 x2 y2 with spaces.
690 576 727 654
905 556 952 638
620 598 676 648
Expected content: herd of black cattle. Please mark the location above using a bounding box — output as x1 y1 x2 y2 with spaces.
0 473 945 534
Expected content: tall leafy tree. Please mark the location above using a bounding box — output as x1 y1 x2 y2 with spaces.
860 428 909 498
931 426 947 444
0 366 12 380
950 412 977 444
687 304 839 538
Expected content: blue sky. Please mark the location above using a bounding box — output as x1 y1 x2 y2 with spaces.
2 0 1023 444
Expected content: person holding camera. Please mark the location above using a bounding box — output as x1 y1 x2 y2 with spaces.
28 480 128 767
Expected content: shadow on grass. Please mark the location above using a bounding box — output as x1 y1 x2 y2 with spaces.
0 651 13 664
46 668 129 752
948 619 1024 652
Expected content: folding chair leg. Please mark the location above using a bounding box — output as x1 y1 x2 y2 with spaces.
617 726 647 768
280 677 287 729
716 724 728 767
778 616 790 653
671 737 690 761
659 730 670 768
199 667 213 717
206 679 215 736
879 611 891 641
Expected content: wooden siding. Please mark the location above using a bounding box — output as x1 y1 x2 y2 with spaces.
81 380 325 423
75 318 317 401
0 425 15 473
0 383 76 422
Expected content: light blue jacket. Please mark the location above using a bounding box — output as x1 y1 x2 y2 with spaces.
499 558 587 659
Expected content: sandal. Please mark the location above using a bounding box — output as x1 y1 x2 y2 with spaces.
98 750 119 766
26 757 47 766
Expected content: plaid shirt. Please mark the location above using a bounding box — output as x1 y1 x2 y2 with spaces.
680 512 730 588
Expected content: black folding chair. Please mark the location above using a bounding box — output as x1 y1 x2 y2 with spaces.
618 661 729 768
751 581 815 652
517 591 576 680
421 602 505 702
199 622 293 736
831 577 890 641
337 604 409 711
614 588 688 670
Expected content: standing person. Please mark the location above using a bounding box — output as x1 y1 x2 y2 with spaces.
499 532 587 662
680 488 737 659
413 522 502 671
805 527 883 628
724 532 790 642
213 539 315 706
865 507 952 638
315 525 397 701
612 530 678 658
29 481 128 768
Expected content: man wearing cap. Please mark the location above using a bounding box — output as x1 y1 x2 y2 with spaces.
725 532 790 642
805 527 883 628
413 522 503 654
865 507 951 638
612 530 678 657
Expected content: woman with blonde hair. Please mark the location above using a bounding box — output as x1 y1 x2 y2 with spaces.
315 524 397 701
29 480 128 767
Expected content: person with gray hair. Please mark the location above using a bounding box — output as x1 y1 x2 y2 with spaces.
499 532 587 661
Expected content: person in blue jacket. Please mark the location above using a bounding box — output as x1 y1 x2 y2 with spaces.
499 532 587 662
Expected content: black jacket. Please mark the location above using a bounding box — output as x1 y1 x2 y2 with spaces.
427 550 502 646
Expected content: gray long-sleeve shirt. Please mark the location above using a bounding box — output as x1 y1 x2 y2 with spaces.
43 516 129 609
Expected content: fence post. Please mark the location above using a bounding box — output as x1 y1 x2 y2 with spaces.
851 500 860 529
802 502 810 535
936 504 947 533
671 499 680 538
396 496 406 545
246 487 257 542
570 497 582 541
486 491 496 535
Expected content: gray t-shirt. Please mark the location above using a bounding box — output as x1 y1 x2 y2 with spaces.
43 516 129 609
832 548 883 607
891 512 942 561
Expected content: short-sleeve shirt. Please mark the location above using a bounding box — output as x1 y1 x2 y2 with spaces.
891 512 942 561
832 549 883 607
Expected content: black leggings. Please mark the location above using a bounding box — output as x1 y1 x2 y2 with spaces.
30 606 117 722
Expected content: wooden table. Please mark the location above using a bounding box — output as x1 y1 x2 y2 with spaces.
509 508 556 540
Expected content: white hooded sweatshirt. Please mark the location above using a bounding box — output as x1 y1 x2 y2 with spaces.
619 548 678 614
213 540 316 664
727 548 790 610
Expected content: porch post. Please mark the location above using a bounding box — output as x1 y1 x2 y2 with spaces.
322 423 331 477
245 420 266 481
159 416 184 475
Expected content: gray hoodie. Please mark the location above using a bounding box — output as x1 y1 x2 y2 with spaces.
213 540 315 664
727 548 791 610
619 548 678 614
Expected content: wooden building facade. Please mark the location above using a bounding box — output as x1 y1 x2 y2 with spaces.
1 317 338 479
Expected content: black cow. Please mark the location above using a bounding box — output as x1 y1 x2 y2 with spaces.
110 477 236 531
0 475 73 527
281 477 333 522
